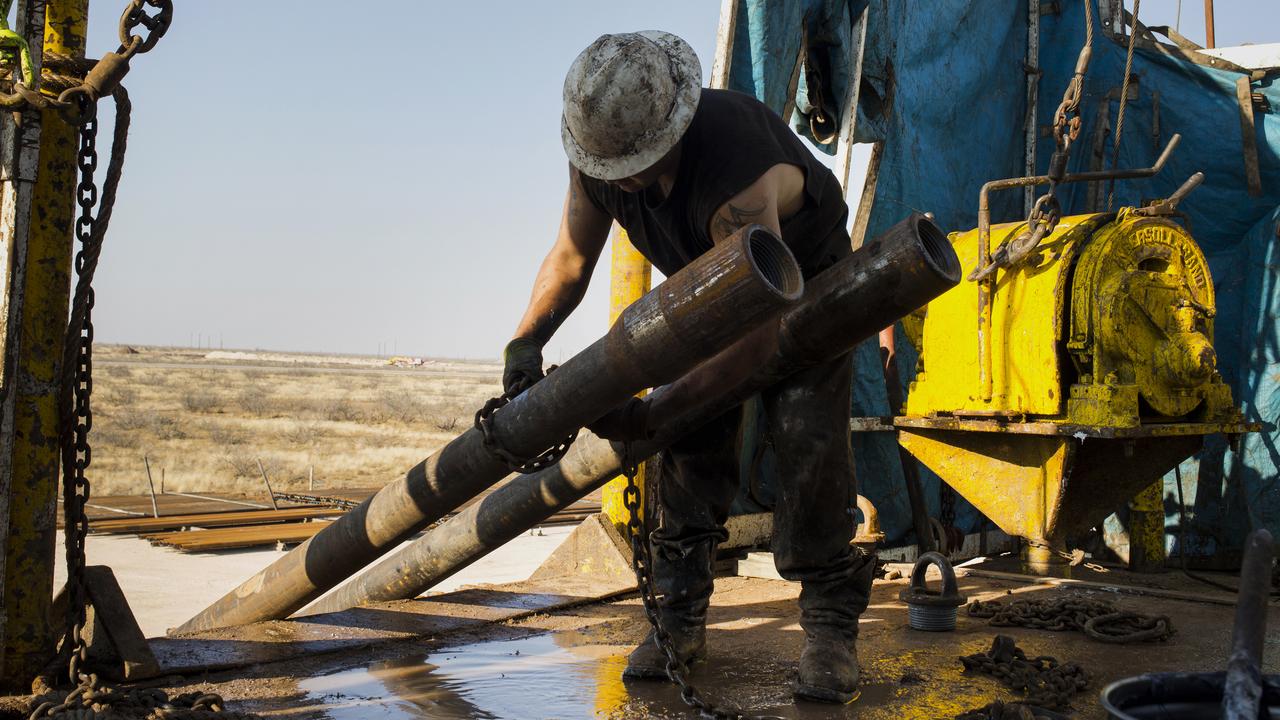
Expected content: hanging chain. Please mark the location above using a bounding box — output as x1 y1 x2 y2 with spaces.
473 365 577 474
983 0 1097 279
621 445 772 720
59 116 100 692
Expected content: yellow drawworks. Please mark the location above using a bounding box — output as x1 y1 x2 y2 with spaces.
897 209 1253 574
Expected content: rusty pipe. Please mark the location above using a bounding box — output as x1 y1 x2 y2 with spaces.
306 214 960 614
175 224 803 633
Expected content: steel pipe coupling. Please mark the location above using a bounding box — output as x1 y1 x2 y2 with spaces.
779 213 959 363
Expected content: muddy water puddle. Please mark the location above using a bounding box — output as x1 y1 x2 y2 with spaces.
301 632 898 719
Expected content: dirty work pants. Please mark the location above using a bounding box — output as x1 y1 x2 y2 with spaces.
649 350 875 641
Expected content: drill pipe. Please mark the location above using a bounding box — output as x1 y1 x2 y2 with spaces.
305 214 959 614
176 224 803 633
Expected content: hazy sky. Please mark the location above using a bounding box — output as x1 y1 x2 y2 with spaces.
76 1 1269 361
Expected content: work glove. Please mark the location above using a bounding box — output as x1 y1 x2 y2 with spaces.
587 396 651 442
502 337 545 398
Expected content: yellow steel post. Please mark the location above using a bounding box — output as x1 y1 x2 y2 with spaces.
1128 480 1167 573
0 0 87 687
601 228 651 532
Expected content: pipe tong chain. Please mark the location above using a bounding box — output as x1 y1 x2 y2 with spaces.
473 366 578 474
621 446 779 720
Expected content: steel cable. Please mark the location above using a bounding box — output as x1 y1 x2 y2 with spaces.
1107 0 1142 209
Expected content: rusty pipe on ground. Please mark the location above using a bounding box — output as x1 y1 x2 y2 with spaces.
1223 528 1274 720
175 225 803 634
305 214 960 614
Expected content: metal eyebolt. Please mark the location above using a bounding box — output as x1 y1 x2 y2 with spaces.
898 551 967 631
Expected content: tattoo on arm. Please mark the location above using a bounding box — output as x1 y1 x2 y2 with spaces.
712 199 768 240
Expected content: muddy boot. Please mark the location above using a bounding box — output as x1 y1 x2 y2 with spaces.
624 537 715 681
623 623 707 680
792 633 860 703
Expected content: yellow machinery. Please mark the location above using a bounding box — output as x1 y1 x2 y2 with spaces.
896 159 1255 574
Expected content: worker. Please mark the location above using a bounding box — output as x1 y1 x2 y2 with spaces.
503 31 875 704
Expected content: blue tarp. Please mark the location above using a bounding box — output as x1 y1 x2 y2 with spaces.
729 0 1280 557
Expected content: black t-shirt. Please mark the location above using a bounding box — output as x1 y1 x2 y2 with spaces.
578 88 851 279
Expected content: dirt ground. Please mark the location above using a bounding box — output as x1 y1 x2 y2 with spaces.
22 564 1269 720
90 344 503 497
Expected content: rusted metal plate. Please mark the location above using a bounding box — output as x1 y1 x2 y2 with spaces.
91 507 348 535
143 523 331 552
78 566 161 681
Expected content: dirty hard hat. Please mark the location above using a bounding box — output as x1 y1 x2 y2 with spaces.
561 31 702 181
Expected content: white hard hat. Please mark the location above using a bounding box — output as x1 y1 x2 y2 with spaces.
561 31 702 181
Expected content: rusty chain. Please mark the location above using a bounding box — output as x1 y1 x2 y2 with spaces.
967 595 1174 643
951 699 1066 720
974 0 1096 283
0 0 170 123
960 635 1089 710
473 365 578 474
621 445 778 720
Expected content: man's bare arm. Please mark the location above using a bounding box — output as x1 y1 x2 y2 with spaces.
707 163 805 244
641 164 809 427
512 169 613 344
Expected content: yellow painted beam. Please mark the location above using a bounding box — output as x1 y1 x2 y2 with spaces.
1128 480 1167 573
1 0 87 688
600 228 651 532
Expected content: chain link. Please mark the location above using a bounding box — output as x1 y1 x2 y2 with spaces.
967 595 1174 643
621 444 776 720
959 635 1089 710
982 0 1096 280
118 0 173 57
59 116 99 692
473 365 577 474
952 699 1064 720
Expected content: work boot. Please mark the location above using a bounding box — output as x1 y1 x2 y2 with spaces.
623 623 706 680
792 633 860 703
624 536 715 681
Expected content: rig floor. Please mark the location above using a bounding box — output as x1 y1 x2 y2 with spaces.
17 554 1270 719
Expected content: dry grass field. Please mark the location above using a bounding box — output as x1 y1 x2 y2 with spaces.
90 344 503 497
